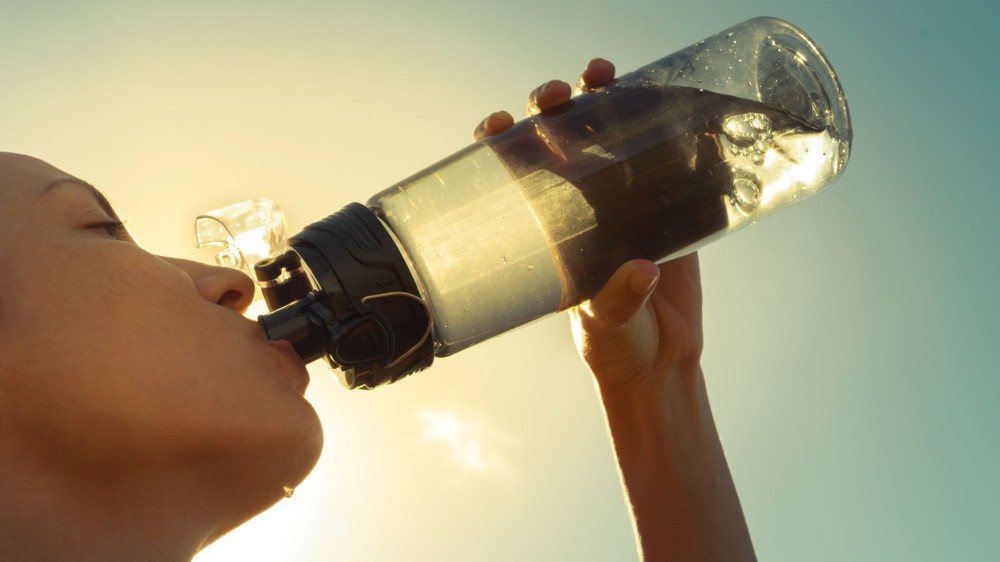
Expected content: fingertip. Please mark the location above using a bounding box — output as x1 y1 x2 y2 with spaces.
529 80 572 114
631 258 660 277
627 272 659 296
581 58 616 89
594 57 615 72
474 111 514 140
623 259 660 295
584 259 658 328
488 110 514 133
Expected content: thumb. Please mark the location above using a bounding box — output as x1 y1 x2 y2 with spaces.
581 259 660 330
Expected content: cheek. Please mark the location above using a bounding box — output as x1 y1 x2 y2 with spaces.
41 250 200 374
0 245 205 426
0 241 320 469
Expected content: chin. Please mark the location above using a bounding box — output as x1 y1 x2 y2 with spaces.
265 400 325 488
202 405 325 544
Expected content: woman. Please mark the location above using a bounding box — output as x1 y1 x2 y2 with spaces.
0 59 754 561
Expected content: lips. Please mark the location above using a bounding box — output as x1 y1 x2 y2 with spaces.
267 338 311 394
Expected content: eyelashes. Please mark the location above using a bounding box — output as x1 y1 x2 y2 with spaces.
89 220 130 240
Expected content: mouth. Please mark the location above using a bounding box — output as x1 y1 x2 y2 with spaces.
266 338 311 394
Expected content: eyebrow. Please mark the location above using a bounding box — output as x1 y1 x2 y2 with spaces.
41 177 121 220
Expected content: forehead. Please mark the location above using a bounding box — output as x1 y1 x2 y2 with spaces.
0 152 76 202
0 153 116 216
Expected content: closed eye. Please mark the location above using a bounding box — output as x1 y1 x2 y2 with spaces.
88 220 130 240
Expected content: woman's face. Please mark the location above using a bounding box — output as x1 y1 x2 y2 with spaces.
0 153 322 513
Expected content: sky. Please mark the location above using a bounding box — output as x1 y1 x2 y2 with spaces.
1 0 997 561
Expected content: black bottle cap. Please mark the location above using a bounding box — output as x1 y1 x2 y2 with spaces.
260 203 433 389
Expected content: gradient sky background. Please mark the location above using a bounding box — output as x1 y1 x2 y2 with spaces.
2 0 997 560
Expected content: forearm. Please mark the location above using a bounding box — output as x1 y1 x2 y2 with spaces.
597 365 755 562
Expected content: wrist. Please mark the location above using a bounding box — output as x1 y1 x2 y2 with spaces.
596 361 717 467
595 358 703 407
597 364 755 560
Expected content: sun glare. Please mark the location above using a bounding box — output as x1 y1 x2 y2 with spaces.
417 409 506 473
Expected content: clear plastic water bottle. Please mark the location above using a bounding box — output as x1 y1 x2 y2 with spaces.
200 17 851 389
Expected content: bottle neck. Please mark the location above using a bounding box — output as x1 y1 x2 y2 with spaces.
258 203 434 389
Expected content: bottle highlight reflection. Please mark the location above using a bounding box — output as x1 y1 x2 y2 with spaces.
195 198 290 317
200 17 852 389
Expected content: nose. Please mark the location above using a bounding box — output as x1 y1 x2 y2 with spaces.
164 257 256 314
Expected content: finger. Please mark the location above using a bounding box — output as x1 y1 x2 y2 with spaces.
527 80 572 116
473 111 515 141
578 259 660 330
577 58 616 93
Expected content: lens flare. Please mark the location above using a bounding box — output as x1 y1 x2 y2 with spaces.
416 409 510 473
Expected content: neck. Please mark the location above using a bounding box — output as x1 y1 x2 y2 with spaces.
0 463 205 562
0 446 284 562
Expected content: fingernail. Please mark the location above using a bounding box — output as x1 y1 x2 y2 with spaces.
629 274 659 295
473 119 488 139
530 85 543 105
